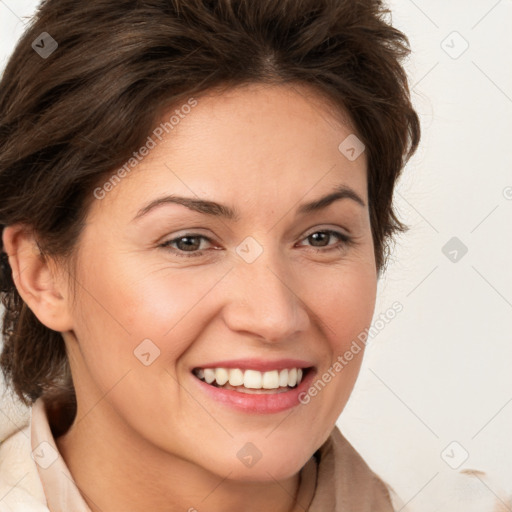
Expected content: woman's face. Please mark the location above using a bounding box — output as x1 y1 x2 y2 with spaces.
62 83 377 481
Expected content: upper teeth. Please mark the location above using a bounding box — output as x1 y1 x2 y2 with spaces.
195 368 304 389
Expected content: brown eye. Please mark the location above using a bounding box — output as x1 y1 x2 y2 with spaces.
307 231 332 247
174 236 202 251
160 234 214 258
301 230 352 249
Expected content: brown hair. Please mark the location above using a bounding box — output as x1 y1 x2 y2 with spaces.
0 0 420 407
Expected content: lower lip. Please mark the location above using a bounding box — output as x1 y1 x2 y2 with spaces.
192 369 317 414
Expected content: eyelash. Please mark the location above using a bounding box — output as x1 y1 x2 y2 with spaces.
159 230 354 259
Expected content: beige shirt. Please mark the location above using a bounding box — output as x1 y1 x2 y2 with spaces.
29 397 398 511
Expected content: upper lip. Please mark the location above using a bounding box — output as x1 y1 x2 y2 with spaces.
192 358 315 372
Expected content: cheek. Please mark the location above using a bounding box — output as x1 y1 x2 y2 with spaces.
308 262 377 351
305 263 376 423
71 258 225 368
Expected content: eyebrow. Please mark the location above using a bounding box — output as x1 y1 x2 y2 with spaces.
132 184 366 222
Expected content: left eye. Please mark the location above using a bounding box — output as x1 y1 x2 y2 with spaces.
298 230 352 252
160 229 353 259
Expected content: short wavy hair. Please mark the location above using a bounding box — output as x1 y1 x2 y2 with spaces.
0 0 420 407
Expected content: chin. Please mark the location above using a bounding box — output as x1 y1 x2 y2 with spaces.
222 461 306 483
203 443 311 483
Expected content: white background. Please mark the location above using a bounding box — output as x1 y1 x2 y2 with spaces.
1 1 511 510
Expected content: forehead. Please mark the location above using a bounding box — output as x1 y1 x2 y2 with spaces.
88 83 367 222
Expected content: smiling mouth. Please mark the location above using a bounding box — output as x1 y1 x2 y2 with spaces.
192 367 313 394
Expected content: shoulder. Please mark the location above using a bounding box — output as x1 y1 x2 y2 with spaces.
315 426 405 511
0 419 49 511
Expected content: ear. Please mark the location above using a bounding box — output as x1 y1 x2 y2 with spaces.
2 224 74 332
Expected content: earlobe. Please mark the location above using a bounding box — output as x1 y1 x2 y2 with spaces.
2 224 74 332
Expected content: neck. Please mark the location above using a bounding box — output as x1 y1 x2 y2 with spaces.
55 401 303 512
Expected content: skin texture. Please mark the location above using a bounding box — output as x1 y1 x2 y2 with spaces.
3 83 377 512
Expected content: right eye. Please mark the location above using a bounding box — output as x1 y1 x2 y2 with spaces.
159 234 216 258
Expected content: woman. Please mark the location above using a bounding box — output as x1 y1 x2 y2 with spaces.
0 0 420 510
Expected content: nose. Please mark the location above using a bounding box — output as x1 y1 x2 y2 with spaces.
221 247 310 343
